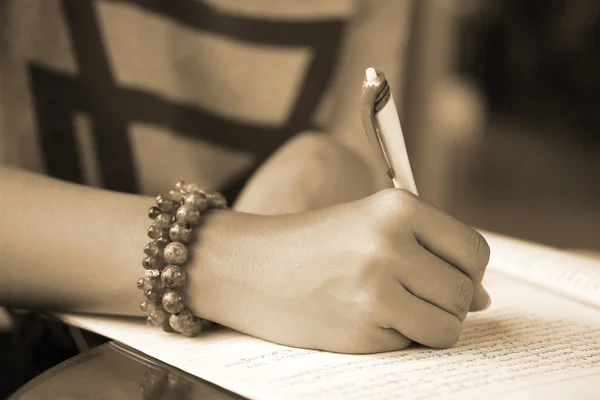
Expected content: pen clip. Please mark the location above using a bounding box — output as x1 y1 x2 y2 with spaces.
361 70 395 180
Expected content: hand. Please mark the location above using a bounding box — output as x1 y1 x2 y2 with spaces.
190 189 491 354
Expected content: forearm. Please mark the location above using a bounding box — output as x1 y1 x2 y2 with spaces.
0 167 151 315
0 129 378 321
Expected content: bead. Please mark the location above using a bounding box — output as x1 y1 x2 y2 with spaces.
140 300 159 313
163 242 188 265
175 205 201 226
207 192 227 209
143 242 161 258
144 182 222 338
168 309 194 333
183 192 208 212
182 318 205 337
162 320 175 333
139 276 163 290
144 289 162 302
168 189 185 203
149 309 167 325
161 265 186 288
148 206 161 219
142 256 159 270
162 290 186 314
168 223 192 244
182 183 200 194
145 269 161 278
154 235 170 249
137 277 152 291
174 181 187 192
154 213 173 229
147 224 167 239
156 194 178 213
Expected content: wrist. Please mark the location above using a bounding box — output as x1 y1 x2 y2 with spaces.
185 209 256 326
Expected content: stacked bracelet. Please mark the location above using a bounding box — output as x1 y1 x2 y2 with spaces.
137 181 227 337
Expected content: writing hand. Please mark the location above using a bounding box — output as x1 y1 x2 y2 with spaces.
191 189 490 354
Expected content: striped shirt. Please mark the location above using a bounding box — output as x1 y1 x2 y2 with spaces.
1 0 414 200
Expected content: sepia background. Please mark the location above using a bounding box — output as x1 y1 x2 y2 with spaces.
401 0 600 252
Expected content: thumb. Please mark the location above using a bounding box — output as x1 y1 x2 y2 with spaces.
470 284 491 312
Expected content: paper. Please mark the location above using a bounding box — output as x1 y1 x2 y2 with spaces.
482 230 600 309
61 269 600 400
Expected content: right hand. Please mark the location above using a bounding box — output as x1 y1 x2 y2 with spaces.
190 189 491 354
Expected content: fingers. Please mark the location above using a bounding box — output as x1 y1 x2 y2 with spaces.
398 243 475 321
404 192 490 284
470 284 491 311
360 189 492 351
381 281 463 349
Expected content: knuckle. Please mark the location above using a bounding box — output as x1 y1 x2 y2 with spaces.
435 316 463 349
468 230 491 276
455 276 475 315
356 244 385 277
352 265 392 321
376 188 413 217
360 230 396 268
351 288 381 326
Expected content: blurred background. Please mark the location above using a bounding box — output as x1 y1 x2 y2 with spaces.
402 0 600 252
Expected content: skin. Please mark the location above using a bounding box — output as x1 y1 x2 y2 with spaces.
0 142 490 354
193 190 491 354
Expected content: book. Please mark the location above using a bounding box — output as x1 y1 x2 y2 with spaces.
60 231 600 399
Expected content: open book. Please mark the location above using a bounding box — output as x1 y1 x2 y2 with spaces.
61 231 600 399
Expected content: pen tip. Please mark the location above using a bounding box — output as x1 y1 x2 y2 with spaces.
366 67 377 84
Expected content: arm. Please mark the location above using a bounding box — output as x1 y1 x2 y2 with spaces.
0 160 373 319
0 166 156 315
0 167 490 353
0 167 238 319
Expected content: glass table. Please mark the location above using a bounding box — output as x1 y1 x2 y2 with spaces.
9 341 245 400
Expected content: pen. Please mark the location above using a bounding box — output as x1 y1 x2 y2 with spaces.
361 67 418 195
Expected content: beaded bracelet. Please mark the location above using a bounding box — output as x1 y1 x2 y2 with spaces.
137 181 227 337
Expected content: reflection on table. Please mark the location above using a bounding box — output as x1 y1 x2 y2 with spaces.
10 341 244 400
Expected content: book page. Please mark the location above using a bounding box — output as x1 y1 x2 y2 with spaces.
481 230 600 309
61 270 600 400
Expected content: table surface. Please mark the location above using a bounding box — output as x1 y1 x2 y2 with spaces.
9 341 245 400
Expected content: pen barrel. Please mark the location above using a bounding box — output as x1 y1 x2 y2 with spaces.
375 96 418 195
